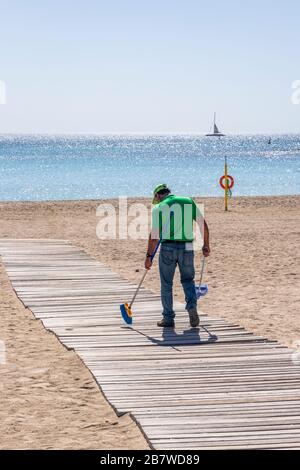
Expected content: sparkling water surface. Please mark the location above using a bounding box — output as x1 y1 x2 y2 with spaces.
0 134 299 201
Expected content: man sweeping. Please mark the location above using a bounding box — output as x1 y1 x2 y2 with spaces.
145 184 210 328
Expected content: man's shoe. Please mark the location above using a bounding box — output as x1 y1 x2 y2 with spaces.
157 318 175 328
188 308 199 327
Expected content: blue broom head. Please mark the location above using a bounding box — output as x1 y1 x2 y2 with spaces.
120 302 133 325
195 284 208 300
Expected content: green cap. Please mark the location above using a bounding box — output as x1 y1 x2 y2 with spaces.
152 183 168 205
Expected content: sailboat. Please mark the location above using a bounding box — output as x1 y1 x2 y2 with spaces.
206 112 225 137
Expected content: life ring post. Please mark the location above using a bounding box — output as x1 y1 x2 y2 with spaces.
219 156 234 211
225 156 228 211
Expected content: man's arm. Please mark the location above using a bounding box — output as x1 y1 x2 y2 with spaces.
192 199 210 256
145 206 160 270
145 231 160 270
202 219 210 257
195 213 210 257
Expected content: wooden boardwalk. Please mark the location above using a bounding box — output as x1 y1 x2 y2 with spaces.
1 238 300 449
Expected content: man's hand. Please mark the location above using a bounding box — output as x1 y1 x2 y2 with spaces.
202 244 210 257
145 256 153 270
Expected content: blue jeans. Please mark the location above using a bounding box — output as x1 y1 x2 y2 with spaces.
159 242 197 321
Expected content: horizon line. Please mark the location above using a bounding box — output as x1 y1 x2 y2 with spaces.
1 131 300 137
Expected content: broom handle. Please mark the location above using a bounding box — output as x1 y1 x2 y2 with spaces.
129 269 148 308
129 238 161 308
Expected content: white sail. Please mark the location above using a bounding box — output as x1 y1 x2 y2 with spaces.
206 113 225 137
214 123 220 134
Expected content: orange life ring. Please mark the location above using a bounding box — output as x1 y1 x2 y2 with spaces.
219 175 234 190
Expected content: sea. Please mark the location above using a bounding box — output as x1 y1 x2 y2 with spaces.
0 134 299 201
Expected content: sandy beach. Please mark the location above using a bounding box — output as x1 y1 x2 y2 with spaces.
0 195 300 449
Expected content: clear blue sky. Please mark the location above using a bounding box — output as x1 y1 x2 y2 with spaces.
0 0 299 134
